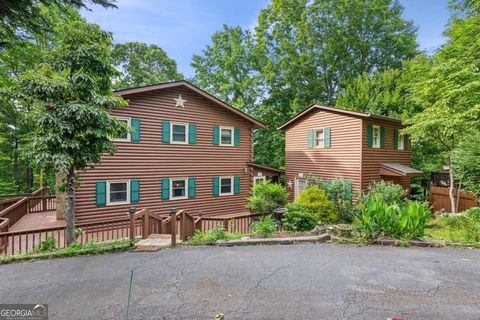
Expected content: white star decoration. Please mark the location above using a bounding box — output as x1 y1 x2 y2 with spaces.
287 180 293 189
174 94 187 108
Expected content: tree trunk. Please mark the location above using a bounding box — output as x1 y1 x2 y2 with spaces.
55 172 66 220
26 166 33 194
456 179 462 213
448 159 457 213
65 168 76 246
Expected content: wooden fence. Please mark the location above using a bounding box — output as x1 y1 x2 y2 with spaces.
0 208 263 255
429 186 480 212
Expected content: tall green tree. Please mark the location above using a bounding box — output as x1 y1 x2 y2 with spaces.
192 0 418 167
0 0 116 46
404 0 480 212
112 42 183 89
19 11 127 244
191 25 261 114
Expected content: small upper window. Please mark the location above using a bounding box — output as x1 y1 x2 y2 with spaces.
314 129 324 148
113 117 131 142
372 125 381 148
107 181 129 205
171 178 187 199
171 123 188 144
398 134 405 150
220 127 233 146
220 177 233 195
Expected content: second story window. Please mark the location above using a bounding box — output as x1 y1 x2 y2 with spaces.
220 127 234 146
314 129 324 148
398 134 405 150
171 123 188 144
113 117 131 142
372 125 381 148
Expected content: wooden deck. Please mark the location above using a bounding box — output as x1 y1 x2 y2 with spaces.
10 211 65 232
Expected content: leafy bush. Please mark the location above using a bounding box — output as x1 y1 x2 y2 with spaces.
425 209 480 244
35 236 57 252
355 196 430 240
296 186 337 223
247 181 289 215
187 225 244 245
466 207 480 220
362 180 406 205
306 176 355 222
282 203 317 232
251 215 278 238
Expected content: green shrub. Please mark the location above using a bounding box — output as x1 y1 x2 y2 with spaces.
306 176 355 222
187 225 244 245
466 207 480 220
282 203 317 231
355 196 430 240
296 186 337 223
362 180 406 205
251 215 278 238
35 235 57 252
247 181 289 215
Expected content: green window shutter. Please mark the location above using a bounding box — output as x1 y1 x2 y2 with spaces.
188 177 196 198
212 176 220 196
393 129 399 150
130 179 140 203
95 181 107 206
162 121 171 144
234 128 240 146
131 118 141 142
380 126 386 149
307 129 314 149
404 134 408 150
161 178 170 200
324 128 331 148
367 124 373 148
233 176 240 195
213 126 220 145
188 123 196 144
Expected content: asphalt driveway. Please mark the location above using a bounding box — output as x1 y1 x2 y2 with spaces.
0 244 479 320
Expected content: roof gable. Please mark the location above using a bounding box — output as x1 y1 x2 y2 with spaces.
115 80 265 128
278 105 402 130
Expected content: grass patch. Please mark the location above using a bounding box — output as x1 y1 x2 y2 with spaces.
0 239 132 264
425 214 480 245
184 225 247 245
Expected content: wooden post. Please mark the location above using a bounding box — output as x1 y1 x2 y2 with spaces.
223 219 229 232
180 211 186 241
170 211 177 247
129 214 135 243
142 214 150 239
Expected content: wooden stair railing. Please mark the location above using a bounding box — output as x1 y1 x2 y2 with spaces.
129 209 197 247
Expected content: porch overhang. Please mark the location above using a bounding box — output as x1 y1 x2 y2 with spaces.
380 163 423 177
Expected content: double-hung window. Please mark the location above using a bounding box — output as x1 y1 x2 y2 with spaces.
170 178 188 200
295 178 307 200
171 123 188 144
314 129 324 148
220 127 234 146
398 134 405 150
220 177 233 195
113 117 131 142
107 180 130 205
372 125 381 148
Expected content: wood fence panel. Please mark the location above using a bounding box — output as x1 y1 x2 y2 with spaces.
429 186 480 212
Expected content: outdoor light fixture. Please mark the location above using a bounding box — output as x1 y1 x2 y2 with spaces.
128 207 137 216
198 210 203 217
244 166 249 174
170 207 177 215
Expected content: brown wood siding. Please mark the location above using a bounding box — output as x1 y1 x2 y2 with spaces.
361 120 412 191
76 86 253 223
284 109 363 202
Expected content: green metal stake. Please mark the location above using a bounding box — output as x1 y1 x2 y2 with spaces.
125 268 134 320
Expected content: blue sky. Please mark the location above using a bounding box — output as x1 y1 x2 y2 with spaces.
82 0 451 78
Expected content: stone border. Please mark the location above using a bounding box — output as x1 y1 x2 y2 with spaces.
216 234 331 247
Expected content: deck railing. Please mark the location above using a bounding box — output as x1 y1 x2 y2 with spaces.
0 207 264 255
